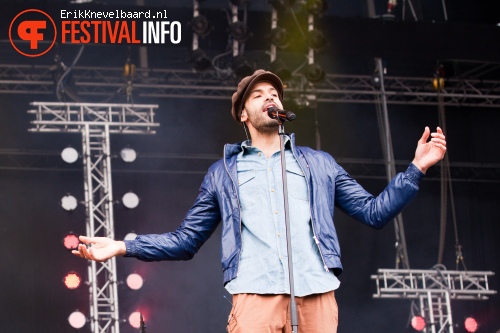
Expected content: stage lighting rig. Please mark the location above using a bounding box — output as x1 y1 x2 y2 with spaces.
307 29 327 51
61 147 79 164
191 14 212 38
61 194 78 211
190 48 212 72
63 232 80 251
126 273 144 290
120 147 137 163
411 315 426 331
63 271 82 290
30 102 160 333
270 27 290 49
129 311 143 329
232 55 254 77
305 63 325 83
68 310 86 329
122 191 140 209
463 317 479 333
305 0 327 15
387 0 397 13
229 21 251 42
191 0 213 72
124 232 138 241
122 62 136 79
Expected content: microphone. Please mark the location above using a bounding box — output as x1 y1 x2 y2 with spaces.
267 106 296 122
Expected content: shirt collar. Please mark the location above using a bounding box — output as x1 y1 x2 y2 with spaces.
240 135 291 153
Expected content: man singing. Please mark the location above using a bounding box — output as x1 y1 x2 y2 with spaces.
73 69 446 333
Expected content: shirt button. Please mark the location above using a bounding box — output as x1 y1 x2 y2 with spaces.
271 188 275 192
274 211 278 214
268 168 272 171
277 233 281 237
280 255 284 260
258 152 261 156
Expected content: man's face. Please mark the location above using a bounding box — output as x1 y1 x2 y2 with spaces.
241 81 283 135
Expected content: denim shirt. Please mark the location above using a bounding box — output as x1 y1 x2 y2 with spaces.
225 138 340 296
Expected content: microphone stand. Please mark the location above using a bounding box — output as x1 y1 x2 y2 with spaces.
277 120 299 333
139 312 147 333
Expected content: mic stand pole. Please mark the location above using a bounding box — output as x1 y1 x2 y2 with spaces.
278 122 299 333
139 312 147 333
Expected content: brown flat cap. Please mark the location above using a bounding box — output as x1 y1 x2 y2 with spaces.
231 69 284 122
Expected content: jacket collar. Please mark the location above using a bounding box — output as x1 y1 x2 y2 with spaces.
224 133 297 159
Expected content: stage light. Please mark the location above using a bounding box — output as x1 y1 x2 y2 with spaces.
124 232 138 241
305 0 327 15
126 273 144 290
411 315 426 331
305 63 325 83
371 75 381 88
270 27 289 49
464 317 478 332
129 311 142 329
307 29 327 51
63 233 80 251
232 56 254 77
190 49 212 72
433 77 445 91
191 15 211 37
61 147 79 164
229 21 251 42
270 60 292 82
68 310 86 329
64 271 82 290
122 192 140 209
61 194 78 211
120 147 137 163
122 62 136 78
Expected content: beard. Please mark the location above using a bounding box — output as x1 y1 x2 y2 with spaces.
247 112 280 135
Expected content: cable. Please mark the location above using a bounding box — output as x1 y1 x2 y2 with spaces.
56 45 85 102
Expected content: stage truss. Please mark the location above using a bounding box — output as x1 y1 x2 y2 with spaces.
1 64 500 107
28 102 159 333
371 269 496 333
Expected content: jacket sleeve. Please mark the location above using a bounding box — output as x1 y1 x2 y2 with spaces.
334 161 424 229
124 168 222 261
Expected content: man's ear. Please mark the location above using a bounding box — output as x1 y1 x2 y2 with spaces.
240 108 248 122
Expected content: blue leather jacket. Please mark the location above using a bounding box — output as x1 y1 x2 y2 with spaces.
124 134 424 285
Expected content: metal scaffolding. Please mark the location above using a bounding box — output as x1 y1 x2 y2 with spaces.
371 269 497 333
28 102 159 333
2 64 500 107
369 58 497 333
373 57 411 269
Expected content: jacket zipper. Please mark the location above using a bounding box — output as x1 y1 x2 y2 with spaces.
223 144 243 278
292 146 330 272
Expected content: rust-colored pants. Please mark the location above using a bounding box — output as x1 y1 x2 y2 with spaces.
226 291 338 333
